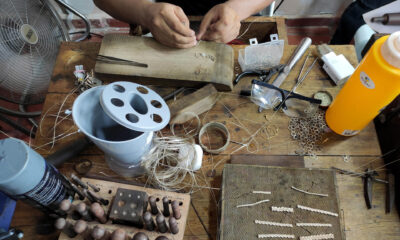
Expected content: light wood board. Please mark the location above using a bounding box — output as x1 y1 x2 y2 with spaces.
58 178 191 240
95 34 234 91
220 164 343 240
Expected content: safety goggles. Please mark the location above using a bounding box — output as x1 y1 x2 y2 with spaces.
251 79 322 118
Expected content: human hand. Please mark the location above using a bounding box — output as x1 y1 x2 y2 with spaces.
196 3 241 43
142 2 197 48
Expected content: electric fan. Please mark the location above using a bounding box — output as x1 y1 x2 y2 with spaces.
0 0 90 109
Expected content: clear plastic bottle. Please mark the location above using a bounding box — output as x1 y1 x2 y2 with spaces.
326 31 400 136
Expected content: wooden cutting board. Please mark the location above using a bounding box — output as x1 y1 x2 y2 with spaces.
95 34 234 91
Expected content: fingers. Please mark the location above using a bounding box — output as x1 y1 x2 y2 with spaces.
153 20 196 48
162 8 194 37
196 11 216 40
174 7 191 29
202 20 240 43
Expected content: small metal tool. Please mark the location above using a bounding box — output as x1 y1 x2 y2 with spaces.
156 214 168 233
169 217 179 234
97 54 148 68
91 226 106 240
87 189 109 205
290 57 318 93
71 183 85 200
155 237 169 240
91 202 108 224
332 167 389 209
87 182 100 192
171 200 181 219
149 196 159 215
73 220 88 235
71 174 88 189
132 232 149 240
143 212 156 231
371 13 400 25
233 64 285 85
54 218 76 238
162 197 170 217
111 229 126 240
76 202 95 222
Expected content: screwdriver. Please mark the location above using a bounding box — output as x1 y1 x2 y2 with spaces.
371 13 400 25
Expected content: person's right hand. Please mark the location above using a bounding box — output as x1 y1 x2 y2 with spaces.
142 3 197 48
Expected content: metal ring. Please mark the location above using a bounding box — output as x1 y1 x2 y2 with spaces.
198 122 230 154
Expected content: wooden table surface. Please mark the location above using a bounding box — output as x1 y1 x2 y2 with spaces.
11 36 400 239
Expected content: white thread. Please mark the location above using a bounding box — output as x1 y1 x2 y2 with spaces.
258 234 295 239
296 223 332 227
255 220 293 227
297 205 338 217
299 234 334 240
253 191 271 195
236 199 270 208
291 186 329 197
271 206 294 213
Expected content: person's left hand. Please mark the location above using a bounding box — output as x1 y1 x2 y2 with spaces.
196 3 241 43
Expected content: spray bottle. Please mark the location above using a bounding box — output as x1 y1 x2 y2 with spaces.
326 31 400 136
0 138 73 216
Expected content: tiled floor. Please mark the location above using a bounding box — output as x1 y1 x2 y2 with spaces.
0 17 338 140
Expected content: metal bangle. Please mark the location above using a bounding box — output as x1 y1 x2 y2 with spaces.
198 122 230 154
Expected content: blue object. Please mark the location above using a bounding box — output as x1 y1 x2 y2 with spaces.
0 191 16 232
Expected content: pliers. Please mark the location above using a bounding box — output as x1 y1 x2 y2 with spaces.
332 167 394 212
234 64 285 85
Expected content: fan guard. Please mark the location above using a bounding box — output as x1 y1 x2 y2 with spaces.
0 0 66 104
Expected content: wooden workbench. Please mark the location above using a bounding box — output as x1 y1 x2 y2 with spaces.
11 20 400 240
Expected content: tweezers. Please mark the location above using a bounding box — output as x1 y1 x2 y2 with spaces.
97 54 148 68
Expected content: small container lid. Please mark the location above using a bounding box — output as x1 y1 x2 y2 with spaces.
100 82 170 132
0 138 45 195
381 31 400 69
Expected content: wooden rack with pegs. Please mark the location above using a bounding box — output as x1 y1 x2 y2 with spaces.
58 178 190 240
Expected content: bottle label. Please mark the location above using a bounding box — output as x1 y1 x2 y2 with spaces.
360 72 375 89
342 130 360 136
24 164 66 206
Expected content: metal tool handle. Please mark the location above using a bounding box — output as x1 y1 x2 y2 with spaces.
55 0 91 42
285 37 312 72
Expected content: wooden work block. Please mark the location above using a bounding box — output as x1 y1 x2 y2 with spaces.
168 84 219 124
220 164 344 240
95 34 234 91
58 178 190 240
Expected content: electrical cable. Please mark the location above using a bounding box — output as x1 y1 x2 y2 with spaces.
69 31 104 38
273 0 286 14
19 104 38 129
0 106 41 118
0 113 35 137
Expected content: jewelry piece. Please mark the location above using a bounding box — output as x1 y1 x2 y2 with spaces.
291 186 328 197
252 191 272 195
296 223 332 227
236 199 270 208
258 234 295 239
255 220 293 227
299 234 334 240
271 206 294 213
297 205 338 217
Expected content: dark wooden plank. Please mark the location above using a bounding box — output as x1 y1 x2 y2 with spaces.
230 154 304 167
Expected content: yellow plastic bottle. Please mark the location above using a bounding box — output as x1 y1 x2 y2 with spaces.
326 31 400 136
